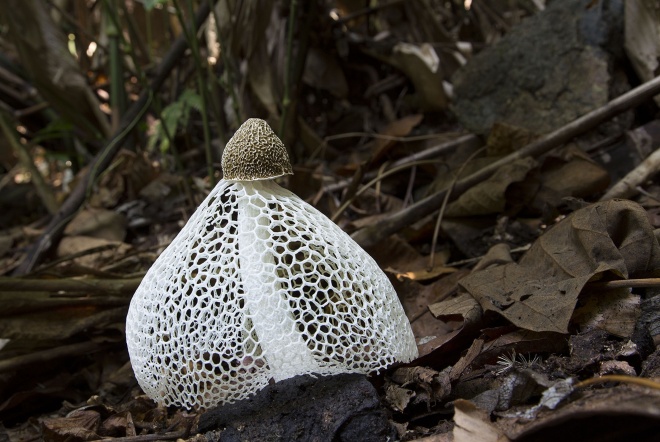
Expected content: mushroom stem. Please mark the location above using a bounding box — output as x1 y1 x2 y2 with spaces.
237 180 321 380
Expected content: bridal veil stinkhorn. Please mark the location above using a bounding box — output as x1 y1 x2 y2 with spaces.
126 118 418 409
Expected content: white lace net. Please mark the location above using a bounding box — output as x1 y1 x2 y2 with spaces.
126 179 418 409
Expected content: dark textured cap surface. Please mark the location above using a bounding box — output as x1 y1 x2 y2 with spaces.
221 118 293 181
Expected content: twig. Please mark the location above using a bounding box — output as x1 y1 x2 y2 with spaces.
13 0 217 276
445 244 530 267
322 133 479 194
636 186 660 203
575 374 660 390
0 276 142 294
330 159 441 222
588 278 660 290
351 74 660 247
0 341 106 374
599 145 660 201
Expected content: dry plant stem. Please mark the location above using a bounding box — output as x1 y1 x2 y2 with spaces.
636 186 660 203
446 245 530 267
588 278 660 290
403 163 417 207
575 375 660 390
12 0 216 276
331 159 441 222
323 133 479 193
0 341 104 374
352 75 660 247
599 145 660 201
0 112 59 214
211 6 242 123
0 294 128 311
375 162 388 213
0 276 142 294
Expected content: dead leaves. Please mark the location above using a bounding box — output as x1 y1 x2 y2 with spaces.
452 381 660 442
458 200 660 334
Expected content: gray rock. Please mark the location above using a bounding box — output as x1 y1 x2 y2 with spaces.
451 0 624 135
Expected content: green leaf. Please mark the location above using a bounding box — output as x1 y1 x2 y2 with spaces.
147 90 202 154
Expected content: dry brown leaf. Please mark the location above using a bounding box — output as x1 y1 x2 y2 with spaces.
499 386 660 441
385 383 416 413
625 0 660 107
56 236 131 269
472 243 516 271
388 366 452 412
387 43 448 111
429 291 483 324
452 399 510 442
63 208 127 242
532 145 610 211
540 146 610 198
450 338 485 382
445 157 539 217
371 114 424 163
572 288 641 338
385 248 454 282
476 328 567 369
398 272 469 359
41 410 102 441
459 200 660 333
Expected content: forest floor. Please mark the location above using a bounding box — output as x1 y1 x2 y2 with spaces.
1 1 660 441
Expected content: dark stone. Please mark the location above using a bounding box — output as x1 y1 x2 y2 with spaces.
451 0 626 136
197 373 396 442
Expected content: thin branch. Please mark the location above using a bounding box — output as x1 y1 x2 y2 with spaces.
351 74 660 247
588 278 660 290
599 145 660 201
0 276 142 294
330 159 441 222
322 133 479 194
0 341 107 374
575 374 660 390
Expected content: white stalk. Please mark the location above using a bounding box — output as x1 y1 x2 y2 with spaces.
236 181 321 381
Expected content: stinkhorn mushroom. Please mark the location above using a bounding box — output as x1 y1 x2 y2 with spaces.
126 118 418 409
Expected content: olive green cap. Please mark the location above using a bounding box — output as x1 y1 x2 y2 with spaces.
221 118 293 181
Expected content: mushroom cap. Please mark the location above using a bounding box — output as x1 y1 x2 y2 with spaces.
221 118 293 181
